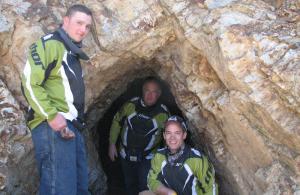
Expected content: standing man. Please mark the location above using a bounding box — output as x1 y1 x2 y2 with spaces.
21 4 92 195
108 77 170 195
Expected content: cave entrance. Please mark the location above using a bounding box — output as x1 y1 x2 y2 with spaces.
84 58 234 194
96 76 185 195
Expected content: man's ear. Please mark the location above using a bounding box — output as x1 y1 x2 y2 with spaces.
183 132 187 140
63 16 69 27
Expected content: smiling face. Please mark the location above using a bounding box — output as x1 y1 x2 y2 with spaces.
62 11 92 42
163 122 187 153
142 81 161 106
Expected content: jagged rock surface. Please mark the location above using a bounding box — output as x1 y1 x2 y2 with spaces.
0 0 299 194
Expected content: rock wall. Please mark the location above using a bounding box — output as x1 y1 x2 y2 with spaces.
0 0 299 194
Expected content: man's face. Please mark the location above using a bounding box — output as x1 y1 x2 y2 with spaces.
142 81 161 106
163 122 187 153
62 11 92 42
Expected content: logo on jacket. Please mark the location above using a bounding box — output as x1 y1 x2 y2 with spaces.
30 43 44 69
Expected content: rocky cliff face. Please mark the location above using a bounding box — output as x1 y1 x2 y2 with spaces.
0 0 299 194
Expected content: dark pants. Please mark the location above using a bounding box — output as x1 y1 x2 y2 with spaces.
120 157 151 195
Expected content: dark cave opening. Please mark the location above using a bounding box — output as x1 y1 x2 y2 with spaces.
96 76 190 195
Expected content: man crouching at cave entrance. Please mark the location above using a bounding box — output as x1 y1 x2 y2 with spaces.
108 76 170 195
21 4 92 195
147 116 218 195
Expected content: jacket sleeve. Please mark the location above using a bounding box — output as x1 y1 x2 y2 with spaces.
147 153 164 192
109 102 131 144
21 39 59 121
156 112 169 130
190 155 218 195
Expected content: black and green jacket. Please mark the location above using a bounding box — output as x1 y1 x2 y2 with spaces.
109 97 169 160
21 28 87 130
148 146 218 195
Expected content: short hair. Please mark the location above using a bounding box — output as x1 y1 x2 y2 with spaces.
65 4 93 17
142 76 162 92
164 115 188 132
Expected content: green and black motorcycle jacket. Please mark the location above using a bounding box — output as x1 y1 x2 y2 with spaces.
148 145 218 195
109 97 170 160
21 28 87 130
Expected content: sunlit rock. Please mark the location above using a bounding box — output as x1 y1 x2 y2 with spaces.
0 0 299 194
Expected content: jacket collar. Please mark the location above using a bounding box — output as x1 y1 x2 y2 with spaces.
57 27 89 60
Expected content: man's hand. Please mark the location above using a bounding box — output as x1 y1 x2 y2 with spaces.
48 113 67 131
108 143 118 161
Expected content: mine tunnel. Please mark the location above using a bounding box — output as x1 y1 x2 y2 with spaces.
90 72 230 194
96 76 183 195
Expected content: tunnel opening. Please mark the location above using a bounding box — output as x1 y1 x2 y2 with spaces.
85 56 239 194
96 75 188 194
86 66 233 195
